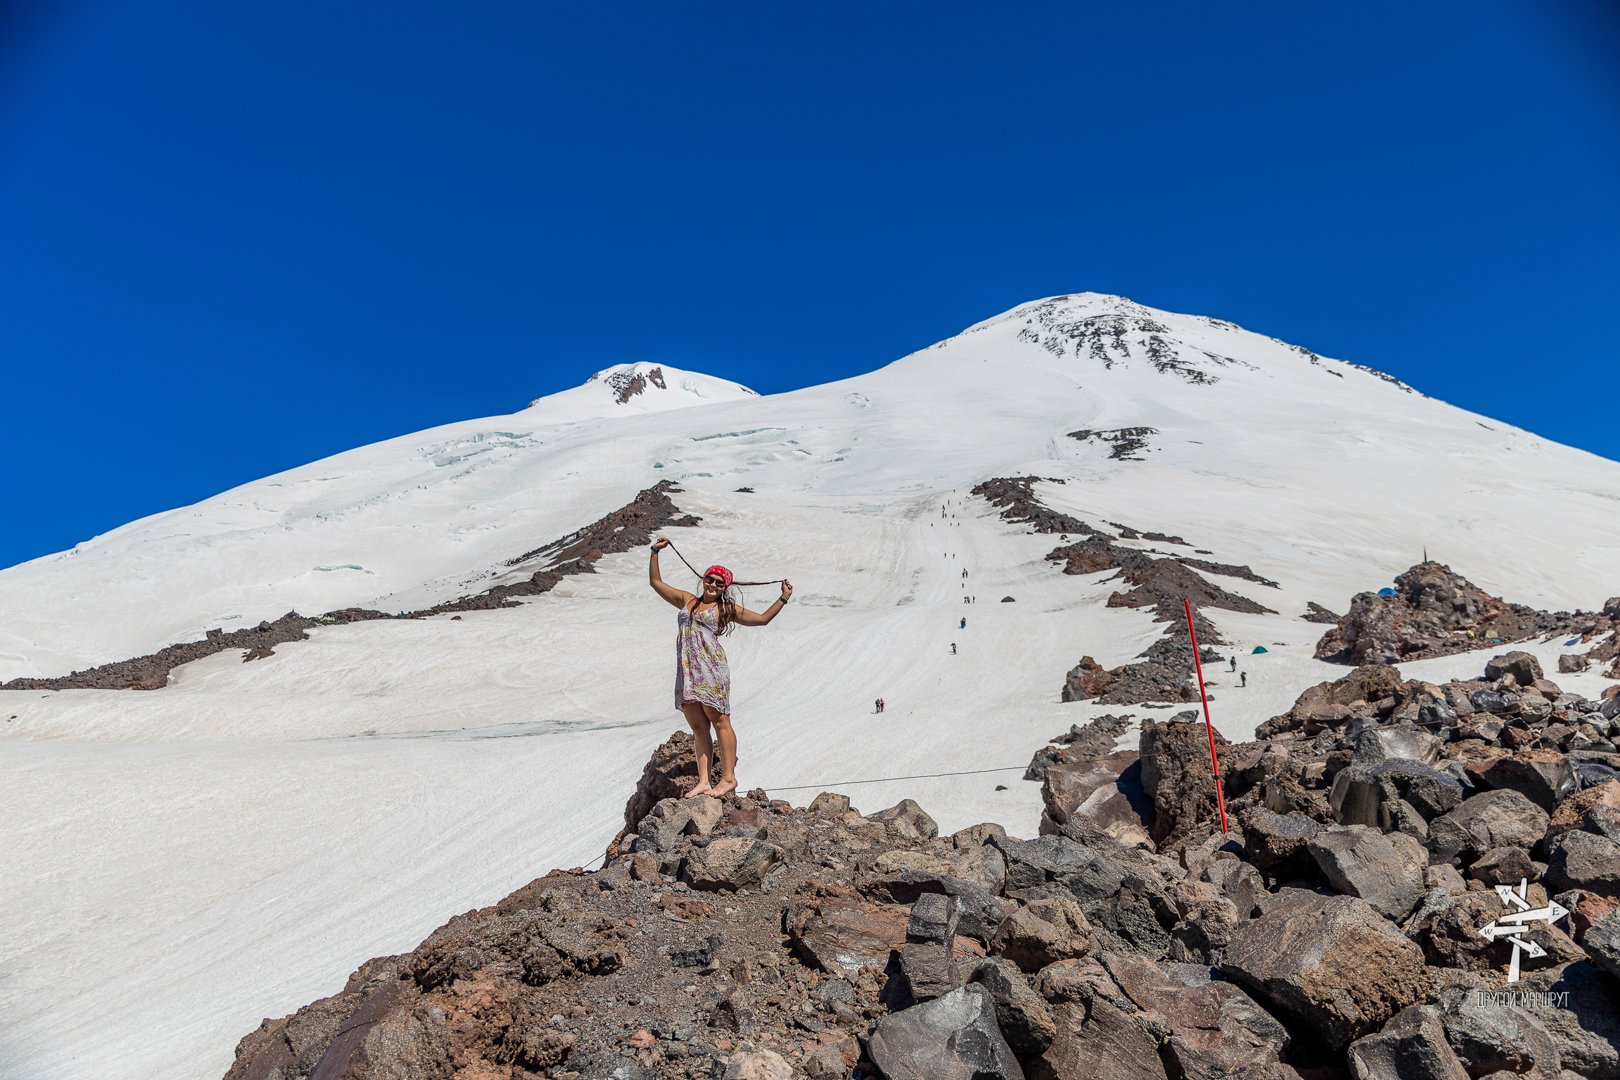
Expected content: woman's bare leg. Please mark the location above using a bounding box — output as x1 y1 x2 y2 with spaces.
703 705 738 797
681 702 715 795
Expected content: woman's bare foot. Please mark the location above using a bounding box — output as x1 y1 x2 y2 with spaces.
708 778 738 799
684 783 714 798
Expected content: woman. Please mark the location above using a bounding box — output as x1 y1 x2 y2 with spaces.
649 536 792 798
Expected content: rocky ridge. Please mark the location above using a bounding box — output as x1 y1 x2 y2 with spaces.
1313 562 1593 668
228 650 1620 1080
2 482 699 691
969 476 1278 706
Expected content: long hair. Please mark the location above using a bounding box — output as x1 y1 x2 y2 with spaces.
693 581 739 636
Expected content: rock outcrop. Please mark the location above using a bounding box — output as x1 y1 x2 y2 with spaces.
5 481 701 691
1314 561 1575 666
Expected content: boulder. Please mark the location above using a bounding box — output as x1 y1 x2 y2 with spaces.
868 799 940 842
866 984 1025 1080
1140 718 1230 844
1547 779 1620 839
1242 807 1322 877
1221 890 1430 1050
859 871 1014 944
1587 910 1620 983
789 897 910 976
1518 961 1620 1079
808 791 851 815
1545 829 1620 896
680 837 783 892
990 897 1093 972
907 892 960 944
1433 972 1563 1078
1486 650 1545 687
685 795 725 837
1331 760 1463 831
1467 845 1539 886
1200 858 1269 919
1101 952 1297 1078
969 958 1057 1055
1032 999 1168 1080
1347 1004 1470 1080
1466 751 1578 812
1352 724 1443 766
1307 825 1429 921
1167 896 1241 965
887 942 962 1008
1040 751 1153 849
637 798 694 852
1429 790 1550 865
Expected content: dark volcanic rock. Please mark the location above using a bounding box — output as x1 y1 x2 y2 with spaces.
1545 829 1620 896
989 897 1093 972
1100 952 1296 1078
7 481 701 691
1306 824 1428 921
1141 718 1230 845
1303 601 1342 624
1428 789 1549 866
1314 561 1572 666
866 984 1024 1080
969 958 1057 1055
1466 750 1577 812
1346 1004 1470 1080
1221 890 1431 1051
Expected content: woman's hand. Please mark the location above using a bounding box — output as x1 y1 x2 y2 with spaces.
779 580 793 603
652 537 670 551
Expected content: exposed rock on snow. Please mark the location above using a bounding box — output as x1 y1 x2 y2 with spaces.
1315 562 1574 666
1066 426 1159 461
3 481 700 691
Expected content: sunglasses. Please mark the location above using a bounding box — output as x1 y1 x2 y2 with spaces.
704 576 726 586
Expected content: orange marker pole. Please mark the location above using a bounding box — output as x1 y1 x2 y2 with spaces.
1183 597 1229 833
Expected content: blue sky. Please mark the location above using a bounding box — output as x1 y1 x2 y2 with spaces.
2 1 1617 571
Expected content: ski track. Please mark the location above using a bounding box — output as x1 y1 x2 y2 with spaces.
3 294 1620 1079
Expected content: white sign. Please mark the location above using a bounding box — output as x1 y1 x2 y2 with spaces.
1477 877 1569 983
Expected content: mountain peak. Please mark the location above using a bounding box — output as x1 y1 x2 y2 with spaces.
522 362 758 420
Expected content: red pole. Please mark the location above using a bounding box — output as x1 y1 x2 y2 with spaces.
1183 597 1229 833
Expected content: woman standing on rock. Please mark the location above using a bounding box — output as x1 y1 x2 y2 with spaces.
649 537 792 798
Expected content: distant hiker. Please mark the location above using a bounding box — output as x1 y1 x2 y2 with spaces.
1229 657 1237 672
649 537 792 799
1240 671 1248 688
962 569 968 579
963 596 969 605
960 616 966 629
951 642 957 654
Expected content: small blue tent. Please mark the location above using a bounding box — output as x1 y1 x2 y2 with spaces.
1377 587 1397 597
1251 646 1269 654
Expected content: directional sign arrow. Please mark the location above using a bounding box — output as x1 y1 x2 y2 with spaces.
1490 903 1569 926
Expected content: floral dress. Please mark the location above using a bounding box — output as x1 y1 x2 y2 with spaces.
675 600 731 713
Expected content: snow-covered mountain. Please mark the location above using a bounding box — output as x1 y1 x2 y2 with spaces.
523 360 758 420
3 292 1618 1080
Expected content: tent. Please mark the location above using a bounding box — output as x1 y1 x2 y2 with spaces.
1251 646 1269 654
1377 587 1397 597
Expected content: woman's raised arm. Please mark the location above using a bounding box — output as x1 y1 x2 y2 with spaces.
733 580 793 626
648 538 694 609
